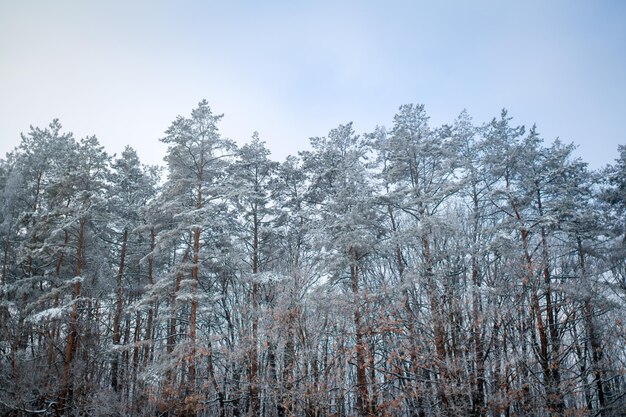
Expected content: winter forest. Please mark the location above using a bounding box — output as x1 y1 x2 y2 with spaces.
0 100 625 417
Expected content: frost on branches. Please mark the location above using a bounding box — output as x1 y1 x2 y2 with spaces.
0 103 624 417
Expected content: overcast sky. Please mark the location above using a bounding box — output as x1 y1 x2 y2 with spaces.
1 1 625 169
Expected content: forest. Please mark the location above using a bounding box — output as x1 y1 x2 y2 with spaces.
0 100 625 417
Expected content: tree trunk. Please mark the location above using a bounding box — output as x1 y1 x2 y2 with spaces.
470 187 485 417
58 217 85 415
143 227 156 366
111 228 128 392
1 237 8 285
132 310 141 402
422 236 450 416
387 203 425 417
536 189 564 414
206 335 224 417
350 252 369 417
186 183 202 416
509 181 551 414
165 247 188 413
279 321 295 417
249 209 260 414
578 238 606 415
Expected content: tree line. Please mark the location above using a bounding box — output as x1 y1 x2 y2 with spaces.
0 100 624 416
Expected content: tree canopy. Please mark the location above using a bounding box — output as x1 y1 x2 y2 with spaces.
0 102 624 417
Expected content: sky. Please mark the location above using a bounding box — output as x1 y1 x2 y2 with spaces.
1 1 625 169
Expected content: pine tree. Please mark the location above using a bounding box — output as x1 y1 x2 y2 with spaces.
158 100 234 414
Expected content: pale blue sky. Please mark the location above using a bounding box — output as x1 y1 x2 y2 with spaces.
1 1 625 168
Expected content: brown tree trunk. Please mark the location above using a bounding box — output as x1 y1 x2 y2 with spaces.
186 183 202 416
132 309 141 402
55 198 72 277
279 319 295 417
578 238 606 415
471 254 485 416
507 179 550 414
470 188 485 417
122 311 131 400
249 209 260 414
350 252 370 417
536 189 564 414
520 219 551 413
58 217 85 415
111 228 128 392
143 227 156 366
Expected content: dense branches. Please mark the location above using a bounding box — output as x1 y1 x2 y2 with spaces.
0 103 624 416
